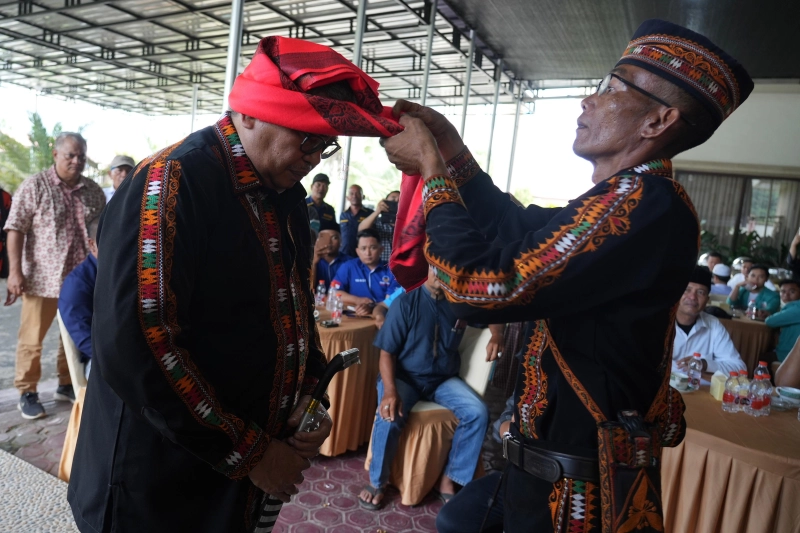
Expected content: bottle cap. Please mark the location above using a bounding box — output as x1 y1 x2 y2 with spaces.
738 370 747 375
693 353 701 358
319 280 325 283
730 371 738 376
758 361 767 366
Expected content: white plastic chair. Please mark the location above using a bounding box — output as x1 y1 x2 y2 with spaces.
56 310 87 390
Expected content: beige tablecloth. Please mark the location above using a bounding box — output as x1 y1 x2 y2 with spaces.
661 386 800 533
720 318 777 374
316 310 379 457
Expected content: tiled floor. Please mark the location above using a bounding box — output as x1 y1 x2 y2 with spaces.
0 378 509 532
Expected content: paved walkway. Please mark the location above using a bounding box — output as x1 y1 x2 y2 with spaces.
0 278 63 391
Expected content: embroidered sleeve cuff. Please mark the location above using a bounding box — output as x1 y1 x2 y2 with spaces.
214 421 271 480
423 175 466 218
445 146 481 187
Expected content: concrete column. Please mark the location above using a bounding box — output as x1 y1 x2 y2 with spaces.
221 0 245 113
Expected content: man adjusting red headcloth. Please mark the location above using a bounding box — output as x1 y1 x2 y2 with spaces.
68 36 405 533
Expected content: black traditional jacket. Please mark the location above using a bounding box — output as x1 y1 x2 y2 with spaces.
422 148 698 459
68 115 327 533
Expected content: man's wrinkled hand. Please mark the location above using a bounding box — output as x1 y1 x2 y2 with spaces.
485 332 504 362
248 439 310 502
286 395 332 459
378 389 402 422
382 115 447 177
5 271 24 306
391 99 464 161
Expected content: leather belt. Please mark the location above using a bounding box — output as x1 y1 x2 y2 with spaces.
503 435 599 483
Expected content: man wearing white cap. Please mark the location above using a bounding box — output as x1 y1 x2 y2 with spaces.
102 155 135 202
710 263 732 295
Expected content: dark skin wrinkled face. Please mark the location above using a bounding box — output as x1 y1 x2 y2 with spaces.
574 65 662 161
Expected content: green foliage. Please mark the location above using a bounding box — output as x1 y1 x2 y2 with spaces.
0 113 98 193
701 229 788 267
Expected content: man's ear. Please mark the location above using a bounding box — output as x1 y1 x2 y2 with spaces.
237 113 257 130
641 106 681 140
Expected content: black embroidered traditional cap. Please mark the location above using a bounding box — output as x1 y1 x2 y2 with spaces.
616 19 754 128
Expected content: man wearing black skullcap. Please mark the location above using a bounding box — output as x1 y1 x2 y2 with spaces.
383 19 753 533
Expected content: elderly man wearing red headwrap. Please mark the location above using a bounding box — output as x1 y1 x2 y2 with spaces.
67 37 402 533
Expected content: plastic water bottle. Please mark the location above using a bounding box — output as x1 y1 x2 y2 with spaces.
722 371 740 413
687 353 703 391
760 375 772 417
746 300 757 320
332 295 343 324
737 370 750 409
315 280 326 307
326 282 339 311
754 361 769 379
745 376 771 417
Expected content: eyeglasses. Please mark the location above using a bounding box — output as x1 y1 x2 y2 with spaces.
597 73 695 128
300 134 341 159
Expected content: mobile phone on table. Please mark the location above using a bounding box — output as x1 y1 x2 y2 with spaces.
320 320 339 328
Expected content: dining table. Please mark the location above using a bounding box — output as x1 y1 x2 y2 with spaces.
315 308 380 457
661 382 800 533
719 317 778 374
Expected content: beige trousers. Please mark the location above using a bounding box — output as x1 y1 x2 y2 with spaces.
14 294 70 393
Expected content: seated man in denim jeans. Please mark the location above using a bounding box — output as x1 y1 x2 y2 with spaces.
359 267 489 509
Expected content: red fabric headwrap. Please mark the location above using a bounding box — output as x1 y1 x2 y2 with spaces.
230 36 427 290
229 36 403 138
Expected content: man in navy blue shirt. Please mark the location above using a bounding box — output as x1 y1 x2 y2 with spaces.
359 268 489 510
334 228 400 317
58 216 100 379
311 229 353 290
339 184 373 256
305 173 339 231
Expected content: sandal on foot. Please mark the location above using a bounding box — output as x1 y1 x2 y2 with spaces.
358 485 385 511
433 489 455 504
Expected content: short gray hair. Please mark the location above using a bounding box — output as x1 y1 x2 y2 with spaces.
55 132 87 149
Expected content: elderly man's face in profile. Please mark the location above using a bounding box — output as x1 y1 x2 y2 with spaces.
573 65 661 161
678 282 709 318
243 120 325 191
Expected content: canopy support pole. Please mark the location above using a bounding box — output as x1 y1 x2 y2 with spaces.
505 81 523 193
221 0 245 113
420 0 437 106
339 0 369 216
485 59 503 173
459 29 475 138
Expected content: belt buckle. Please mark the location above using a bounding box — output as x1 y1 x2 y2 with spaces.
502 432 511 460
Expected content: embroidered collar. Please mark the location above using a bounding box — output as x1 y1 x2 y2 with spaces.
619 159 673 178
214 112 307 208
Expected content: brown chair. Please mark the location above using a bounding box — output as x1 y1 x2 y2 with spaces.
365 326 494 505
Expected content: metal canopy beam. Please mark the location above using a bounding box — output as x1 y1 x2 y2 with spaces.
0 0 524 115
222 0 245 112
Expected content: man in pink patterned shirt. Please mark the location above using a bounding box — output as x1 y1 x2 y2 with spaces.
3 132 105 419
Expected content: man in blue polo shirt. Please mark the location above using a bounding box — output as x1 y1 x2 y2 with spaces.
311 229 353 290
359 267 489 510
306 173 339 231
339 184 373 256
334 228 399 315
58 216 101 380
